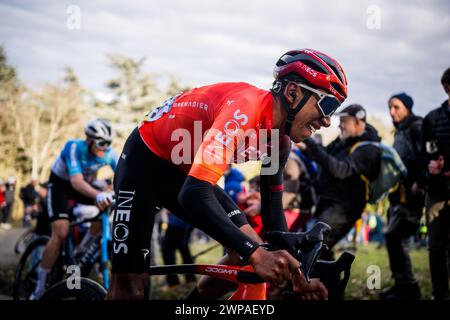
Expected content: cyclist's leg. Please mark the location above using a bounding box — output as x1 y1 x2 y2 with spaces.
69 192 101 258
107 190 155 298
32 175 72 298
107 129 164 300
40 220 70 269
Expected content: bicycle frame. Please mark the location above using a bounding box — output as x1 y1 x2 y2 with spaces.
149 264 267 300
148 250 355 300
65 208 112 288
100 210 111 289
35 220 355 300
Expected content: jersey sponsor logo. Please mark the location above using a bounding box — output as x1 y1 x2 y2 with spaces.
113 190 135 255
205 267 238 275
113 223 129 242
170 121 278 171
215 109 249 147
173 100 209 111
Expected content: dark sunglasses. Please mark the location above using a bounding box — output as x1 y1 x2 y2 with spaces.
94 140 111 149
295 83 341 117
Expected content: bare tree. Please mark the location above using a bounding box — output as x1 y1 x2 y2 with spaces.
165 75 191 97
106 54 161 111
1 58 87 181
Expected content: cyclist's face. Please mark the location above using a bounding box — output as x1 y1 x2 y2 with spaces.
389 98 410 124
339 116 359 140
89 141 106 158
443 83 450 97
289 89 331 143
38 187 48 198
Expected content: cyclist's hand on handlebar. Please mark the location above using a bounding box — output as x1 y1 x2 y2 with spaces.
249 247 300 287
95 192 114 211
292 270 328 300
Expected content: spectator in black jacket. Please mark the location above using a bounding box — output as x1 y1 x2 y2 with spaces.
380 92 423 300
416 67 450 300
34 183 51 237
20 179 39 228
299 104 381 260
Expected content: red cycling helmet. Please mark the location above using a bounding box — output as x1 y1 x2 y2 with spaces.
273 49 348 103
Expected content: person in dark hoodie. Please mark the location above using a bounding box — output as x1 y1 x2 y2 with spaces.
299 104 381 260
416 67 450 300
379 93 423 300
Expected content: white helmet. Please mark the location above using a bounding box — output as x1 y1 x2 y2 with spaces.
84 118 114 147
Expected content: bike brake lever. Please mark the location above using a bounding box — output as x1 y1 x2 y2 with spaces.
312 251 355 300
265 222 331 282
300 242 322 282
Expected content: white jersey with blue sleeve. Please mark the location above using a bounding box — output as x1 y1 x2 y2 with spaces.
51 139 117 181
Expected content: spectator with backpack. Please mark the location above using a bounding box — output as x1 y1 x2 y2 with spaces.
298 104 382 260
380 92 423 300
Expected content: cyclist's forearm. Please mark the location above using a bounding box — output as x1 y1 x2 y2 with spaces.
212 185 248 227
179 176 260 260
70 174 100 199
259 136 290 233
260 173 288 232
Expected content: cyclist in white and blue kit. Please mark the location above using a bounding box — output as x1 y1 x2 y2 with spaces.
30 119 117 299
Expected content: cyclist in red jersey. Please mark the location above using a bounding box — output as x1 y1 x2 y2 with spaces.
106 49 348 300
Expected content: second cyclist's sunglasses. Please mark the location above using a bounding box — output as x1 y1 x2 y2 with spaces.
94 139 111 150
295 82 341 117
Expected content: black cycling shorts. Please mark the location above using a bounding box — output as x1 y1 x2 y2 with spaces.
47 172 95 222
112 128 248 274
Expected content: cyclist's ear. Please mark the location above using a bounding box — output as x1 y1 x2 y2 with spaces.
284 83 297 103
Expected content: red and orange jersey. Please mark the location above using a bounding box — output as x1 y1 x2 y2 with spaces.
139 82 274 185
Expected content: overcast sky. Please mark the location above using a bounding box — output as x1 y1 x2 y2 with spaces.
1 0 449 124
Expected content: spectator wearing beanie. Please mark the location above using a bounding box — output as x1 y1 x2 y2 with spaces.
380 92 423 300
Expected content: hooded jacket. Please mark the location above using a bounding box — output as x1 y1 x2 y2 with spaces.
389 113 423 207
304 123 382 216
419 100 450 200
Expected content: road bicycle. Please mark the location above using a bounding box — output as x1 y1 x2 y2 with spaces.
14 227 35 255
39 221 355 300
12 207 112 299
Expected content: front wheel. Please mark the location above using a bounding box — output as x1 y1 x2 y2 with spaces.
12 235 50 299
39 277 107 300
